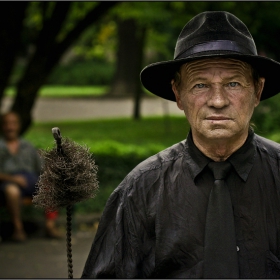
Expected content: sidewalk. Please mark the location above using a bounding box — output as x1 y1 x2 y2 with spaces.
0 213 101 278
1 96 183 122
0 230 95 278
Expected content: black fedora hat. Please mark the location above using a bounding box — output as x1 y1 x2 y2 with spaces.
140 11 280 101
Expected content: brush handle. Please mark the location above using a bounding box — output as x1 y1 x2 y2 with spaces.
52 127 73 278
52 127 63 154
66 205 73 279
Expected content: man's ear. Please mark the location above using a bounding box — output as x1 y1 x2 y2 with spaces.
254 77 265 107
171 80 184 110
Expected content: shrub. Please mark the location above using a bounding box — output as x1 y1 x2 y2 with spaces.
47 60 114 86
252 93 280 136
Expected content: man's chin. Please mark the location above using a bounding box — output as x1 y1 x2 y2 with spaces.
199 127 236 140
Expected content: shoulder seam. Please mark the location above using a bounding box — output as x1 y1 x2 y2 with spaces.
133 150 185 181
255 134 280 160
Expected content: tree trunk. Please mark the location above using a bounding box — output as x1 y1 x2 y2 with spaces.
10 1 119 134
133 25 146 120
109 18 146 100
0 2 28 105
12 2 72 134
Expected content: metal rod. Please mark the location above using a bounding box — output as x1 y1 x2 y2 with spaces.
66 205 73 279
52 127 73 278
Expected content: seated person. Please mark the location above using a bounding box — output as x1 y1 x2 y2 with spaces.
0 111 61 242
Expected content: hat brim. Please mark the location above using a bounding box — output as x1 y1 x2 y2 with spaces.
140 52 280 101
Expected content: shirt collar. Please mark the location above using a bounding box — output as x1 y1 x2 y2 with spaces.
184 129 256 182
184 131 211 181
227 129 256 181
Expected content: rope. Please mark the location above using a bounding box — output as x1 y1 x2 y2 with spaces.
66 205 73 279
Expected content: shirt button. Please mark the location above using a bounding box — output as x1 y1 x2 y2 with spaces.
237 246 240 252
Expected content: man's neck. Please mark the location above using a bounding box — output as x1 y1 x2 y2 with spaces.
5 138 20 155
192 131 249 162
5 137 19 144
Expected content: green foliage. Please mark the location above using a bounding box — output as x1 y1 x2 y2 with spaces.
112 2 171 25
58 2 98 42
73 21 117 61
23 2 99 43
23 2 45 32
251 94 280 137
47 60 114 85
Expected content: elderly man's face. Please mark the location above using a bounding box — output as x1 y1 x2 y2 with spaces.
172 58 265 144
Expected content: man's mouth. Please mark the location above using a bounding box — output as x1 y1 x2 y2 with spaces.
205 116 232 123
206 116 231 121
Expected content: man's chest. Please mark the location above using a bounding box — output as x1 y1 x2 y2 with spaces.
149 168 280 278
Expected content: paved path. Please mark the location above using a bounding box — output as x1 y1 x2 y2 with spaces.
0 231 95 278
1 96 183 122
0 214 100 278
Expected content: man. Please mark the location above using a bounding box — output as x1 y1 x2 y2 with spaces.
0 111 61 241
82 11 280 278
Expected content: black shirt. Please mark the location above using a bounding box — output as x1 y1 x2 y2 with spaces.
82 130 280 278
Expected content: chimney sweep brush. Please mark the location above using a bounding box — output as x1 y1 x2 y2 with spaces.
33 127 99 278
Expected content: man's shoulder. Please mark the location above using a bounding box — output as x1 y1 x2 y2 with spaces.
20 139 36 149
0 138 7 153
254 133 280 159
111 140 187 198
0 138 36 153
127 140 186 181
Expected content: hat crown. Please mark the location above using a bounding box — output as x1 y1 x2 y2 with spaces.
174 11 257 59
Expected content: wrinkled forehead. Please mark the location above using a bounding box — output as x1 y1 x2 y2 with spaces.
180 57 253 78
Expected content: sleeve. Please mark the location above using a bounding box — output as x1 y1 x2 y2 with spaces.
0 153 4 174
81 176 156 278
33 148 43 175
0 140 7 173
28 143 43 175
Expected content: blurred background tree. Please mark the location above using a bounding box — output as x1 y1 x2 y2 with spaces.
0 1 118 134
1 1 280 134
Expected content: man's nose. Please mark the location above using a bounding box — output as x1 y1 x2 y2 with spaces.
207 85 229 108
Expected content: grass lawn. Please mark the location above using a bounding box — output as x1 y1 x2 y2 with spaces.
4 85 109 98
25 116 190 154
4 85 154 98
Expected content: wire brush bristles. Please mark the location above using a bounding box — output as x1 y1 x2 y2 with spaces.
33 138 99 211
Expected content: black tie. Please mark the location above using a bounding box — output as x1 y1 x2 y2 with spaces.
203 161 239 278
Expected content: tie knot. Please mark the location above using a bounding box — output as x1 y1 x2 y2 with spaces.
208 161 232 180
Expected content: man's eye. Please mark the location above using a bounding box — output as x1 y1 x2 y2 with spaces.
228 82 240 87
194 83 206 88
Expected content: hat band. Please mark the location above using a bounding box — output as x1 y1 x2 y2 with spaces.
175 40 257 59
